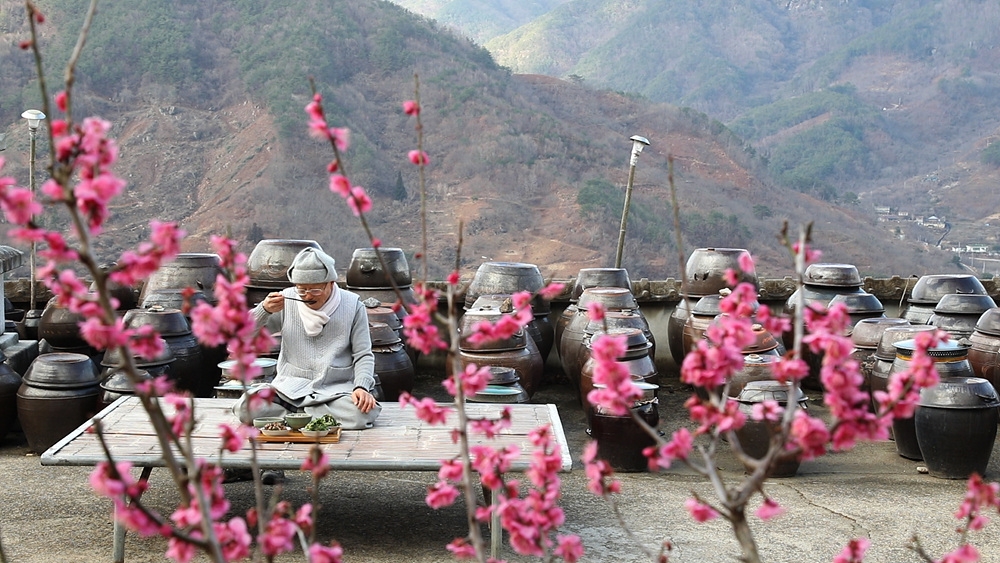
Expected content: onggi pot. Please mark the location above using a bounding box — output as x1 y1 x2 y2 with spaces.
915 377 999 479
17 353 100 454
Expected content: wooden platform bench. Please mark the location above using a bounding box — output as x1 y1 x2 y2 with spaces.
41 396 573 562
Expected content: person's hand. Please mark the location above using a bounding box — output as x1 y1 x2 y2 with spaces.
261 292 285 314
352 388 376 413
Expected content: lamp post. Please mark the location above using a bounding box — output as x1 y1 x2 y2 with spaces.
22 109 45 312
614 135 650 269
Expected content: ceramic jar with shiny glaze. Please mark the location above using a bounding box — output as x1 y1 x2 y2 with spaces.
580 328 657 417
560 287 644 382
668 248 757 367
889 339 975 461
915 377 1000 479
901 274 989 325
828 292 885 327
965 307 1000 393
0 352 22 442
869 325 936 412
589 380 659 472
928 294 997 341
556 266 634 357
369 322 414 401
346 248 412 289
140 253 223 304
99 368 152 410
247 239 322 288
464 262 548 314
681 294 723 357
17 353 101 454
734 380 809 477
471 294 553 362
38 298 89 349
457 308 543 397
851 317 909 400
123 307 214 397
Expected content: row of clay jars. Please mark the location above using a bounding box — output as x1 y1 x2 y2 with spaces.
901 274 989 325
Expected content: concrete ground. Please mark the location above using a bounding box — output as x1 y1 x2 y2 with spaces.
2 365 1000 563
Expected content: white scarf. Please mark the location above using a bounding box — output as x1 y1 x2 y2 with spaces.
290 284 341 336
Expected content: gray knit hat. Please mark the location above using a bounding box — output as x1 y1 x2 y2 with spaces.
287 248 337 284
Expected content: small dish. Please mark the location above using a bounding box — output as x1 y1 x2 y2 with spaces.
299 429 330 438
284 413 313 430
253 416 283 429
261 428 290 437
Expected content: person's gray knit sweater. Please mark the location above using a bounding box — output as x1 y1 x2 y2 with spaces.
251 287 375 406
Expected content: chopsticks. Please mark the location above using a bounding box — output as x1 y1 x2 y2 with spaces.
284 296 317 304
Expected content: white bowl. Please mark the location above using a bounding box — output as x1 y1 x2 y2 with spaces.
299 429 330 438
261 428 290 437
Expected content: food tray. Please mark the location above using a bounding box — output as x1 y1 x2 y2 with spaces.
253 427 341 444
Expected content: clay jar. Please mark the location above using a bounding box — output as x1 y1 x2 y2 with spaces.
589 380 659 473
889 339 975 461
902 274 988 325
869 325 936 413
346 247 412 289
471 294 552 364
123 307 213 398
456 308 543 397
468 367 530 404
0 352 22 442
560 287 643 383
248 239 322 288
968 308 1000 391
928 294 997 341
556 268 632 355
369 321 414 401
140 253 223 304
734 381 809 477
464 261 547 314
851 317 909 402
579 328 657 418
38 298 89 349
17 353 101 454
915 377 1000 479
667 248 757 366
828 292 885 327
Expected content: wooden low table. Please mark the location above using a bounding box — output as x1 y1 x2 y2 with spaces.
42 396 572 562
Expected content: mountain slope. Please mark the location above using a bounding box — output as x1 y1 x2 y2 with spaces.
0 0 959 281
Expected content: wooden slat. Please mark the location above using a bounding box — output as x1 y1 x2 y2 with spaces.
40 397 573 473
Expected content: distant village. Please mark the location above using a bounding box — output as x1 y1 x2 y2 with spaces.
875 205 1000 276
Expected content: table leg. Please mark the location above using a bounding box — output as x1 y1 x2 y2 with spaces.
490 482 501 559
113 466 153 563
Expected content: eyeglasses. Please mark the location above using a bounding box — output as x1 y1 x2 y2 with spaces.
294 288 326 296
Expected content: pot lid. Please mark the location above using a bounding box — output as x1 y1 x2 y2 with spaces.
735 380 806 405
934 293 996 315
123 307 191 336
908 274 987 305
919 377 1000 409
577 287 638 311
366 306 403 330
892 338 970 360
218 358 277 375
975 307 1000 336
140 289 208 310
572 268 631 300
829 292 884 314
692 294 723 316
369 321 402 346
24 352 99 389
487 366 520 385
874 325 936 360
99 368 151 393
803 263 862 287
473 385 525 397
851 317 909 348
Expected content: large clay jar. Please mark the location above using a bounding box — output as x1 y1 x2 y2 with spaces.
557 268 632 354
471 294 553 364
590 380 659 472
140 253 223 304
89 279 137 312
928 294 997 341
968 307 1000 391
890 339 975 461
123 307 214 397
579 328 657 418
561 288 643 381
140 288 209 311
464 261 547 313
734 381 809 477
915 376 999 479
99 368 152 410
829 292 886 327
668 248 758 366
468 367 530 404
38 298 88 349
457 308 543 397
248 239 322 288
869 325 935 413
0 351 22 442
369 321 414 401
17 353 100 454
901 274 988 325
346 247 412 289
851 317 909 403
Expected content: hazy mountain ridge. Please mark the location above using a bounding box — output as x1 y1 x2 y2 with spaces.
0 0 961 281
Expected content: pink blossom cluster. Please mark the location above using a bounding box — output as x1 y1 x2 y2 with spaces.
305 93 372 216
402 283 449 355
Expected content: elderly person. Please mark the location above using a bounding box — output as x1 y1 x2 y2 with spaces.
234 247 380 430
